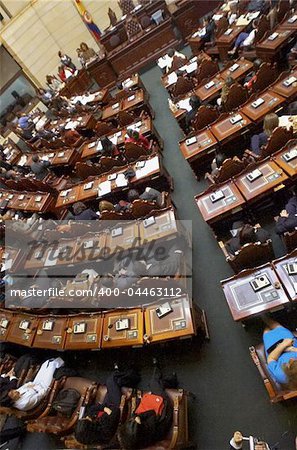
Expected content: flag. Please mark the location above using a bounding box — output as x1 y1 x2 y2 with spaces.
74 0 101 42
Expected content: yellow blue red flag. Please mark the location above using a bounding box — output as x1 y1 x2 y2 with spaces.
74 0 101 42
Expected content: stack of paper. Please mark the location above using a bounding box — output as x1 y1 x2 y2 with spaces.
167 72 178 86
115 173 128 187
177 98 192 112
98 180 111 196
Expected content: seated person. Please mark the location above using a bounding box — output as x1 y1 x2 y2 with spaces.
101 136 120 157
30 155 50 180
228 19 259 56
208 152 227 178
75 365 139 445
99 200 115 213
250 113 279 155
0 367 18 406
171 70 195 98
262 318 297 389
79 42 97 65
247 0 266 12
217 76 236 107
199 16 216 45
125 129 150 150
127 187 162 206
72 202 98 220
8 357 64 411
18 113 31 130
165 48 187 73
226 222 270 255
63 128 81 146
243 58 262 90
275 191 297 235
185 95 201 131
36 87 54 106
118 360 175 449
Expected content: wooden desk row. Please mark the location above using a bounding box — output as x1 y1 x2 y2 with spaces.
0 295 208 350
0 190 55 214
55 154 168 209
102 89 147 121
8 209 180 271
15 147 80 168
195 146 297 225
256 22 297 63
221 248 297 322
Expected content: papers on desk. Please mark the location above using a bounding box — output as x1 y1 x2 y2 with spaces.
127 121 142 132
42 156 49 161
120 14 127 21
213 14 223 21
98 180 111 197
88 142 96 148
167 72 178 85
176 98 192 112
97 141 103 151
192 27 206 38
123 78 134 88
133 4 142 11
3 147 10 156
115 173 128 187
185 62 198 74
18 155 27 166
135 156 159 179
157 55 171 69
110 134 118 145
279 115 297 132
65 121 79 129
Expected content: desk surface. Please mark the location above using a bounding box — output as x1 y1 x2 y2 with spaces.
179 129 217 161
101 309 144 348
6 313 40 347
270 68 297 99
216 25 245 45
220 58 254 80
241 90 285 122
257 29 295 51
221 264 291 321
1 191 54 213
195 76 224 102
278 14 297 31
144 295 194 343
0 310 14 341
210 112 252 143
195 181 246 223
64 314 103 350
139 208 178 242
273 249 297 302
121 89 145 111
235 160 288 202
273 141 297 179
16 148 79 168
33 316 67 350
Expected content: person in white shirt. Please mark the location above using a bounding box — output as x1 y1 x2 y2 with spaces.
228 19 258 55
8 357 64 411
165 48 186 73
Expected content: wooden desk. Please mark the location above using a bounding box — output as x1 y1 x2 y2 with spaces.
106 221 140 252
278 14 297 31
188 33 204 55
1 191 54 214
0 309 14 342
221 264 291 322
6 313 39 347
172 94 191 121
33 316 67 350
256 29 296 63
210 112 252 144
179 129 217 164
3 141 22 165
102 102 121 120
271 68 297 101
195 76 224 103
47 114 96 133
16 148 80 168
73 232 107 264
273 142 297 179
273 249 297 302
220 58 254 81
86 57 117 89
241 90 285 123
101 309 144 348
235 160 288 202
59 69 92 97
121 89 145 112
64 314 103 350
139 208 178 243
109 18 180 76
216 25 246 61
195 181 246 224
144 295 195 343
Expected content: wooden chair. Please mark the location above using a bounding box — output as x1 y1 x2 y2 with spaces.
27 377 97 436
249 332 297 403
219 239 275 273
131 199 158 219
251 63 278 93
283 229 297 253
205 157 246 184
196 59 219 84
125 16 142 40
119 0 135 15
95 122 116 137
109 34 121 49
74 162 103 179
244 127 294 161
118 110 135 127
171 55 188 72
108 7 117 27
100 210 131 220
100 156 124 173
171 77 195 99
276 0 290 24
223 83 248 112
124 141 151 162
192 105 219 132
63 385 134 449
205 17 229 57
240 15 270 59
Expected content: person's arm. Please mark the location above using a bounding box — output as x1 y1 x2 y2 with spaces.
267 338 294 363
139 134 150 148
285 197 297 216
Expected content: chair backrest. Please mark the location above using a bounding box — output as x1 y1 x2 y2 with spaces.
140 15 151 29
260 127 293 159
125 16 141 38
215 16 229 38
131 199 157 219
277 0 290 23
227 240 274 273
108 7 117 26
223 83 248 112
124 141 150 161
100 210 127 220
283 229 297 253
254 15 270 44
100 156 123 172
172 77 194 98
95 121 116 137
74 162 103 179
213 157 246 183
171 55 188 72
196 59 219 84
119 0 135 15
192 105 219 131
118 110 135 127
251 62 278 93
109 34 121 48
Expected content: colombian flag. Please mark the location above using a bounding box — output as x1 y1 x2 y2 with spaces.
74 0 101 42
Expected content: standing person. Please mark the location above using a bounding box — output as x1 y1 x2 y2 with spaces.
30 155 50 180
79 42 97 65
118 360 175 449
58 51 76 71
75 365 140 445
185 95 201 131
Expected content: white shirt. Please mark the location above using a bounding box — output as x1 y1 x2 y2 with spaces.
243 29 256 46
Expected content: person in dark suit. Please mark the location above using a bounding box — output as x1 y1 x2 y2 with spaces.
275 192 297 235
185 95 201 131
250 113 279 155
226 223 270 255
127 187 162 206
30 155 50 180
118 360 176 449
72 202 98 220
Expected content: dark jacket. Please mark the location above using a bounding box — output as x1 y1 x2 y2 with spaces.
0 376 18 406
275 216 297 235
140 188 162 206
75 406 120 445
74 208 98 220
226 227 270 255
30 160 50 180
250 131 268 155
285 196 297 216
